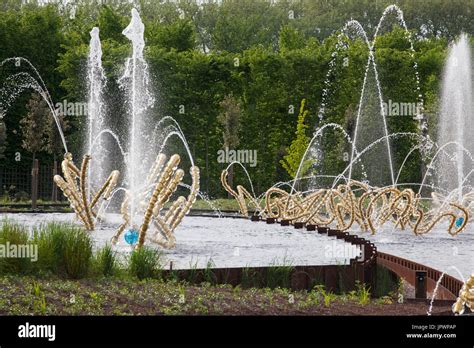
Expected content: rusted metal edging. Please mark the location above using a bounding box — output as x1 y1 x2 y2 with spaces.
377 251 463 300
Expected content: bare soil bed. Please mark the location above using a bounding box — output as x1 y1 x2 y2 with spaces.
0 276 454 316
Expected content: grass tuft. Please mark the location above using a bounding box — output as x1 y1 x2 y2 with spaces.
129 246 162 280
0 219 32 274
33 222 93 279
93 244 117 277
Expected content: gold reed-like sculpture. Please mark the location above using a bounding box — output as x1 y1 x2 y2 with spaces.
54 152 119 230
221 170 469 236
221 169 261 216
112 153 199 249
453 274 474 315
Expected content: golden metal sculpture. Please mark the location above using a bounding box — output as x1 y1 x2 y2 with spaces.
453 274 474 315
221 170 469 236
220 169 261 216
113 153 199 249
54 152 119 231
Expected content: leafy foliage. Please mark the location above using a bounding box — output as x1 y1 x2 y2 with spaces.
281 99 312 178
0 0 470 197
20 93 51 160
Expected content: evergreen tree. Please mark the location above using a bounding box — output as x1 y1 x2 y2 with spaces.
280 99 312 179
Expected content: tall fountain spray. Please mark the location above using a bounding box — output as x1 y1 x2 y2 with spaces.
86 27 107 196
437 34 473 200
0 57 68 153
119 8 155 225
308 6 423 189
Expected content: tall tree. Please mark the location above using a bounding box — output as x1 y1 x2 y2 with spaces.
217 94 242 192
20 93 50 164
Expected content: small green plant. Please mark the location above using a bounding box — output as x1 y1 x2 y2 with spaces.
30 281 47 314
187 259 199 283
323 292 335 307
355 281 371 305
203 258 216 284
178 285 186 304
129 247 162 280
313 285 335 307
375 296 393 305
306 289 320 305
346 289 357 301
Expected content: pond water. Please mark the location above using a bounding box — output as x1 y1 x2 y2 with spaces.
1 213 472 281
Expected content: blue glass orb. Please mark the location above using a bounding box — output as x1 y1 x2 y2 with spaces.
455 217 464 228
124 229 139 245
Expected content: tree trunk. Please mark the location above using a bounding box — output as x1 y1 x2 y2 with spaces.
52 156 58 202
205 136 209 196
227 165 234 199
31 154 39 210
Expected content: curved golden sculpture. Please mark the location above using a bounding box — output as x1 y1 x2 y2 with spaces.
54 152 119 231
221 169 469 236
113 153 199 249
220 169 261 216
453 274 474 315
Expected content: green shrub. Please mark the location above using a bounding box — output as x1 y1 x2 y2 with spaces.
0 219 32 274
33 222 93 279
63 227 93 279
129 247 162 280
93 244 117 277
